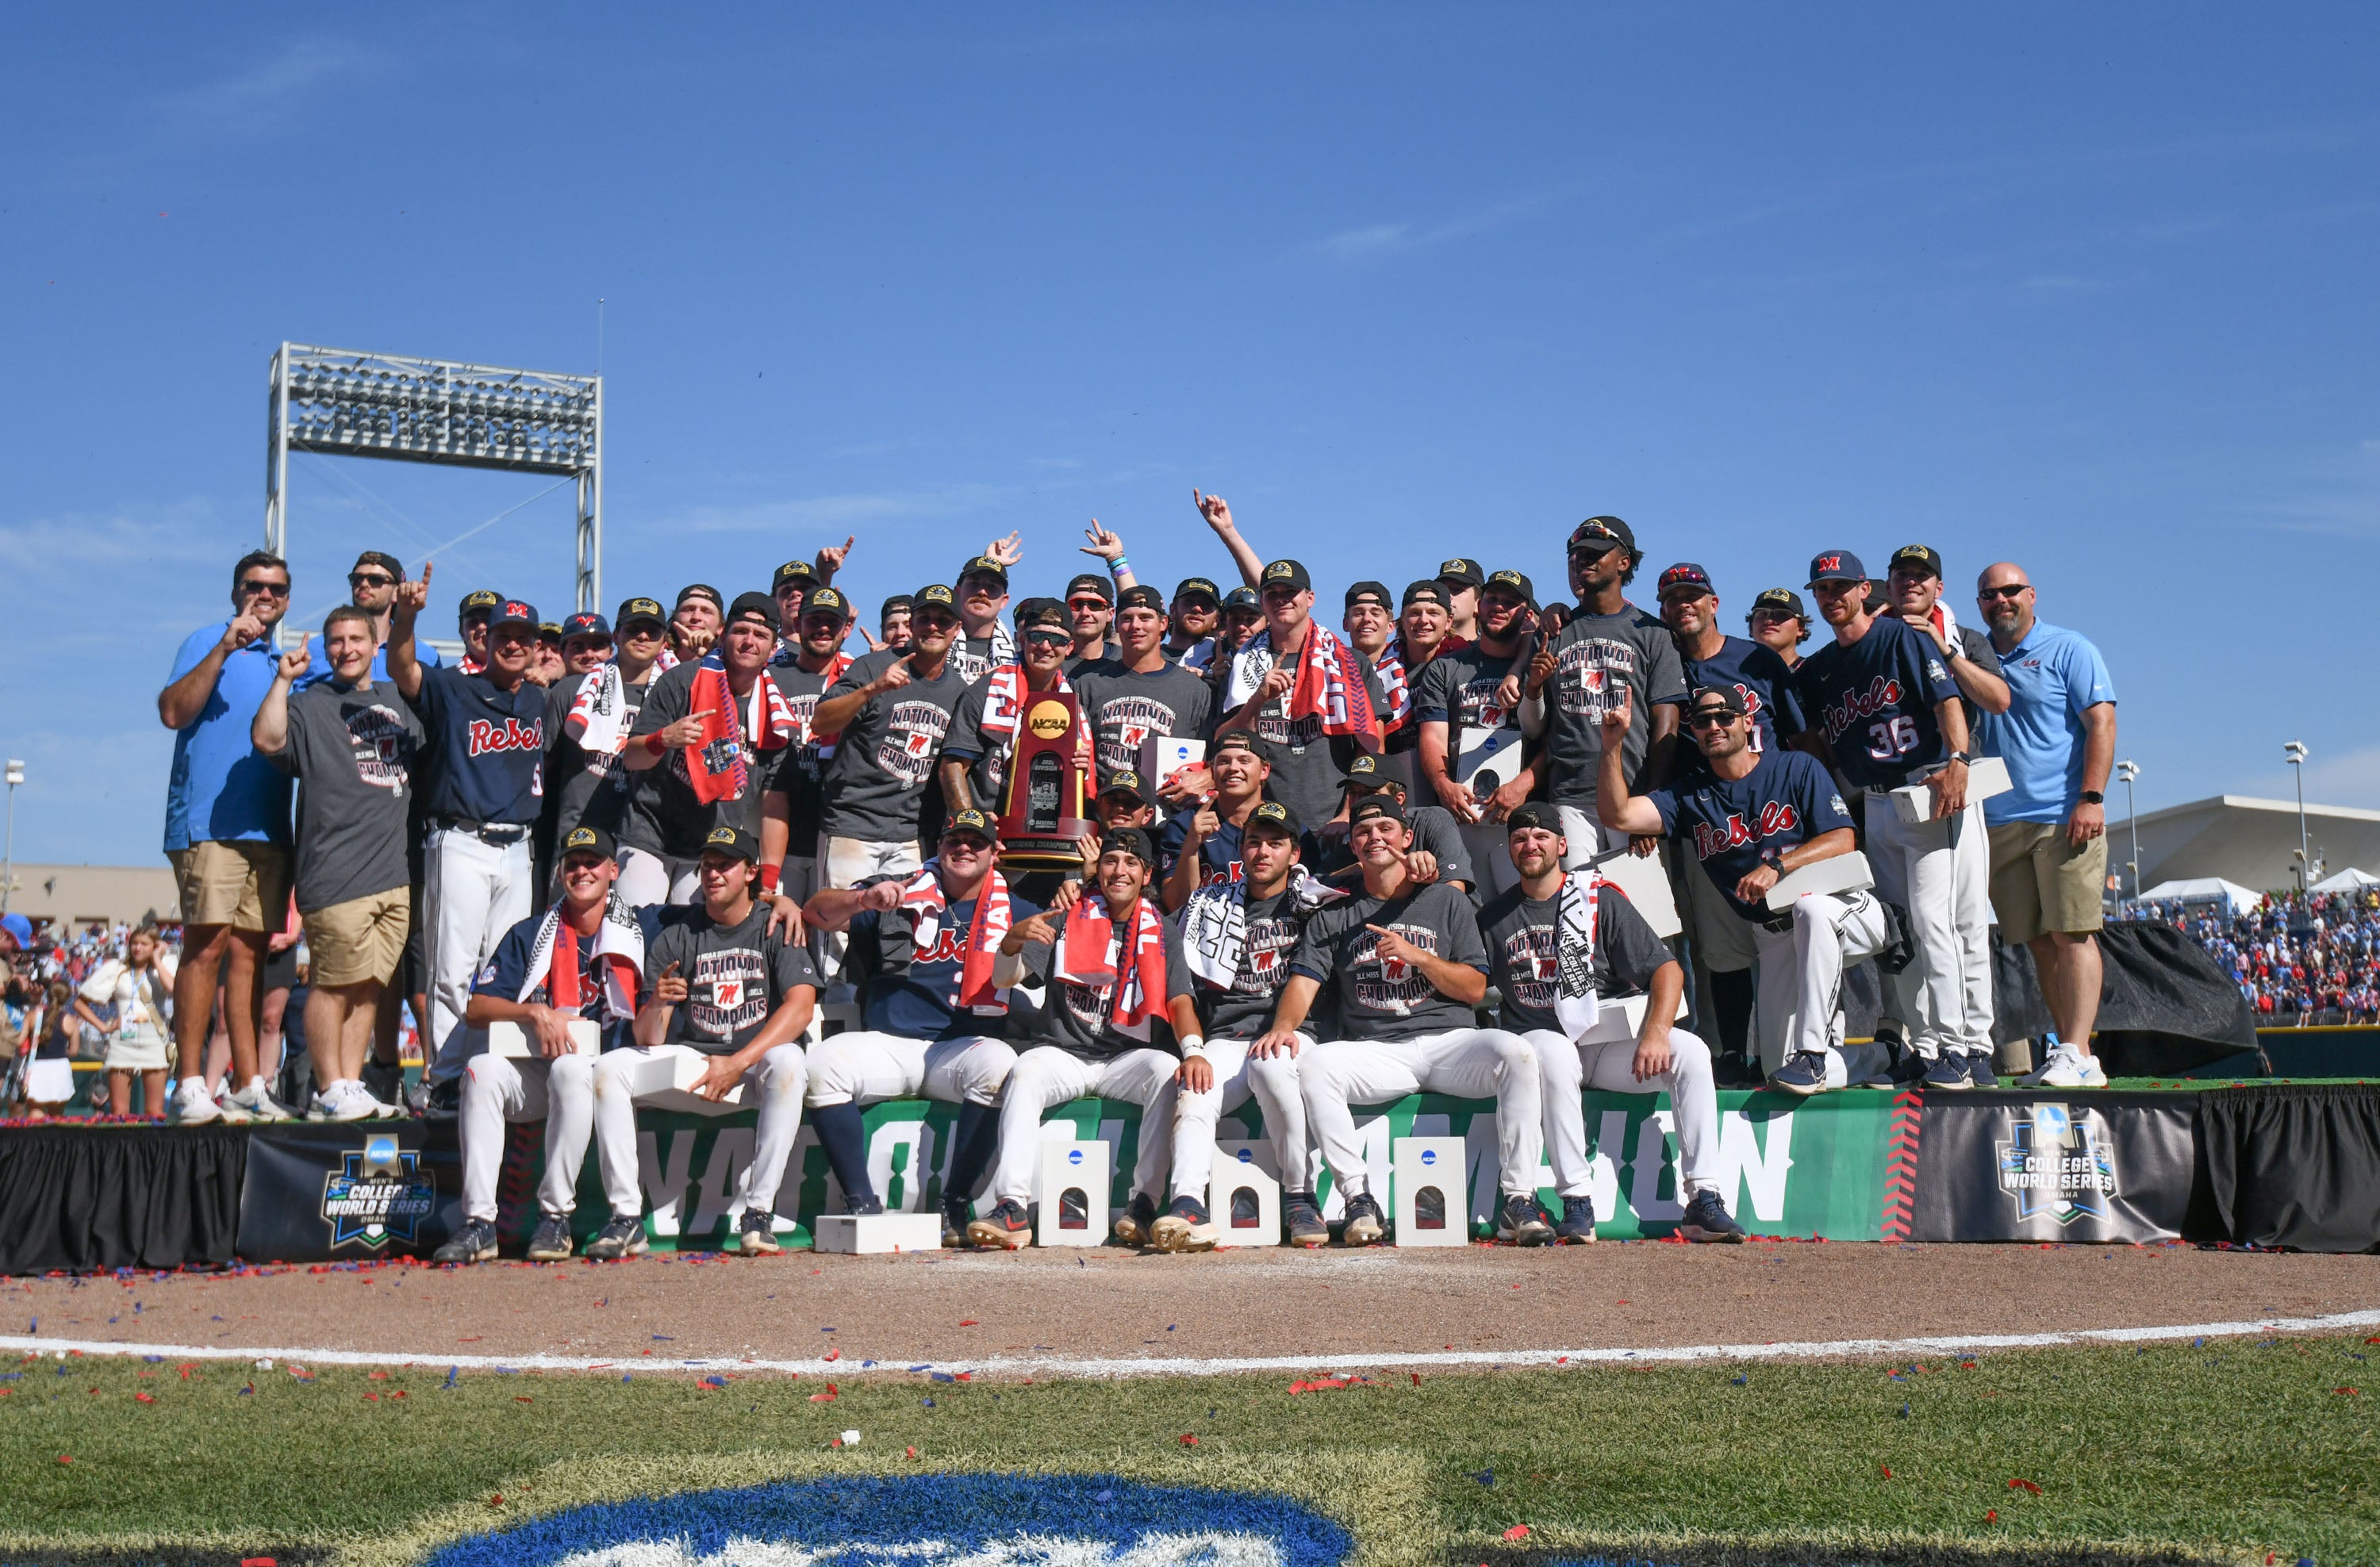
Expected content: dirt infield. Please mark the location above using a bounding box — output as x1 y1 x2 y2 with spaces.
10 1241 2376 1373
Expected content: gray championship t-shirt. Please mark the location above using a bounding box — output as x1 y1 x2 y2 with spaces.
645 901 822 1055
1413 641 1527 801
1303 804 1477 893
1230 635 1388 833
764 659 839 855
1070 660 1215 782
1540 607 1687 810
268 680 424 913
1288 878 1489 1042
1018 905 1193 1061
624 663 779 858
820 649 970 843
1194 889 1309 1043
1477 881 1674 1035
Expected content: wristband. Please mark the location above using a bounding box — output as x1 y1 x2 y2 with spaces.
643 731 668 756
1179 1034 1206 1058
1108 555 1129 574
757 863 781 895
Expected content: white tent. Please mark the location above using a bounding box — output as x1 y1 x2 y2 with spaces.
2309 866 2380 894
2136 877 2266 910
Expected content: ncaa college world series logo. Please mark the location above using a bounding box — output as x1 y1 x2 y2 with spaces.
1996 1103 2118 1224
321 1133 439 1249
416 1475 1352 1567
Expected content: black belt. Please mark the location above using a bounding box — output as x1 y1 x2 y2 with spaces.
432 816 530 843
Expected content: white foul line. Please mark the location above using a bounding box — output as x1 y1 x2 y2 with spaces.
6 1307 2378 1381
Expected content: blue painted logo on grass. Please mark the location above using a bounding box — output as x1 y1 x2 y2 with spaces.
419 1474 1350 1566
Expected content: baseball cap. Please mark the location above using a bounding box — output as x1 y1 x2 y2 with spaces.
802 586 852 625
538 621 565 643
1015 597 1067 632
1211 728 1261 757
1100 769 1149 802
1345 580 1392 611
0 912 30 949
1748 587 1807 620
942 808 996 842
676 584 724 613
1505 801 1562 835
616 597 668 633
1569 516 1637 555
1484 569 1534 602
1221 586 1261 613
459 589 503 619
1656 563 1716 600
1116 584 1166 614
1863 583 1891 616
701 825 761 864
1339 752 1399 793
1687 683 1749 716
561 612 612 641
492 599 539 631
1888 543 1944 580
771 559 817 592
958 555 1010 588
1259 559 1311 595
559 824 618 862
880 593 913 620
1806 551 1868 586
1401 580 1450 610
1245 801 1298 838
351 549 405 578
1437 557 1485 590
1348 796 1405 828
727 590 781 632
912 584 958 615
1065 572 1115 605
1097 826 1159 868
1173 577 1221 608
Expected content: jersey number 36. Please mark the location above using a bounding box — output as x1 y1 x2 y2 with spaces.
1865 714 1919 761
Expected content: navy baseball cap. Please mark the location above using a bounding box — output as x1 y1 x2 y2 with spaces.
1569 516 1637 555
561 612 612 641
701 825 761 863
1173 577 1221 607
801 586 851 624
1657 563 1716 600
492 599 538 630
560 824 618 862
616 597 668 632
1807 551 1868 586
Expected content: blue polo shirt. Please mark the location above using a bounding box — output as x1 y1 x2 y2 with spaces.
1975 620 2117 827
163 623 294 852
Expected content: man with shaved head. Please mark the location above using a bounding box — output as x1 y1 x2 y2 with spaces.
1972 563 2118 1089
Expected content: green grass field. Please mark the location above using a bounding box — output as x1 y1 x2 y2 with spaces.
4 1335 2373 1566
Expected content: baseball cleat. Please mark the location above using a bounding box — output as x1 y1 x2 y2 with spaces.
1496 1193 1553 1246
583 1215 651 1260
966 1199 1032 1250
1679 1190 1749 1242
1111 1190 1161 1246
524 1215 575 1262
1922 1053 1971 1092
1964 1053 2001 1089
1554 1194 1598 1244
1339 1191 1387 1246
939 1195 973 1248
844 1195 886 1216
1150 1195 1219 1253
1284 1193 1330 1248
432 1217 499 1265
1769 1051 1831 1097
736 1209 784 1254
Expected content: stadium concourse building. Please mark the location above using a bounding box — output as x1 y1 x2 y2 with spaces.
3 862 181 934
2126 794 2380 901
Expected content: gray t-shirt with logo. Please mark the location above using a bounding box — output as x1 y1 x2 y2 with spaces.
820 649 970 844
1017 905 1194 1061
1288 879 1489 1042
267 680 424 913
644 901 822 1055
1476 881 1673 1035
1540 606 1687 809
1070 660 1216 782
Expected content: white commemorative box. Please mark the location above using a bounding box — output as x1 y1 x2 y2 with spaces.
1144 735 1205 796
1208 1139 1282 1250
616 1047 746 1117
1390 1136 1469 1247
1572 990 1683 1047
1588 842 1682 939
486 1018 601 1058
1888 754 2011 824
1035 1139 1111 1247
812 1212 943 1254
1764 849 1876 911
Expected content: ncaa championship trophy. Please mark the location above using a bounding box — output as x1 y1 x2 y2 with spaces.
996 690 1092 872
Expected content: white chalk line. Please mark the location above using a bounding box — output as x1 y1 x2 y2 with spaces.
6 1307 2378 1381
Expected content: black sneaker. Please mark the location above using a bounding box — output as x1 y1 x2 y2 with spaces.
1922 1053 1971 1092
583 1215 651 1260
965 1198 1032 1250
939 1195 973 1248
1712 1052 1759 1089
1340 1190 1387 1246
432 1217 498 1264
1554 1194 1597 1244
1769 1050 1831 1097
1964 1053 2001 1089
524 1215 574 1262
1860 1038 1928 1089
360 1060 405 1108
1284 1193 1330 1248
1150 1195 1219 1253
1679 1189 1749 1242
1111 1190 1161 1246
415 1077 460 1123
1496 1193 1553 1246
845 1194 885 1216
737 1208 783 1255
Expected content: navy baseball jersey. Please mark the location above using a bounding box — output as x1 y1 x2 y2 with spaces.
1791 616 1960 790
843 878 1045 1042
471 910 646 1053
1681 635 1802 754
1158 812 1246 889
410 665 547 825
1645 748 1856 923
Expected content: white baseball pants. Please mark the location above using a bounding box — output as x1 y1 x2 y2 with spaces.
1167 1035 1317 1204
805 1029 1015 1108
1751 891 1895 1082
614 846 701 908
459 1052 597 1223
1301 1027 1544 1199
424 828 532 1084
1557 806 1632 866
1530 1020 1721 1200
589 1042 808 1219
1864 789 1994 1058
987 1046 1180 1207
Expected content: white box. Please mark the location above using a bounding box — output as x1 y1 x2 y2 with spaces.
812 1212 943 1254
1888 755 2011 824
1143 735 1205 795
1572 992 1686 1047
1209 1140 1281 1249
618 1047 746 1117
1036 1139 1111 1247
1391 1136 1469 1247
1587 842 1682 939
1764 849 1876 911
486 1018 600 1058
1451 723 1523 789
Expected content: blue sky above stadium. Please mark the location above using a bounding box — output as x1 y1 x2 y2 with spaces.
3 6 2377 861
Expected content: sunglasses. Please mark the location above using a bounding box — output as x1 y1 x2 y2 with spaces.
1977 583 2030 601
347 572 395 590
237 579 290 597
942 832 992 852
1687 709 1739 729
1066 597 1110 613
1023 628 1070 647
914 613 959 633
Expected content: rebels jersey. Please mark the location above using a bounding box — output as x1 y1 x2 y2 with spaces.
1679 635 1802 755
1645 749 1856 923
410 664 545 825
843 878 1044 1042
1159 811 1248 889
1792 615 1961 791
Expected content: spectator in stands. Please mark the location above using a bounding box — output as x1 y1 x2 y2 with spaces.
1974 562 2117 1088
19 979 79 1119
156 548 297 1124
79 924 175 1119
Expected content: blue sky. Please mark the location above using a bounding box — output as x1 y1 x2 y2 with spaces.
4 7 2377 863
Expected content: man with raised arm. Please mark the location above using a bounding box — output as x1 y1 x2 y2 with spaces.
1217 556 1388 837
812 584 971 893
757 586 861 925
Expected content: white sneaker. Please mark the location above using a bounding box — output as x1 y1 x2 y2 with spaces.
224 1079 294 1121
362 1087 405 1120
2023 1048 2094 1089
324 1080 377 1123
168 1079 223 1125
2076 1054 2109 1087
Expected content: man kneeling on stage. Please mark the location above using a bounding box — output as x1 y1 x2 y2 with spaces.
1481 803 1747 1245
1595 686 1892 1096
800 808 1030 1245
967 827 1200 1250
436 825 644 1264
588 825 821 1259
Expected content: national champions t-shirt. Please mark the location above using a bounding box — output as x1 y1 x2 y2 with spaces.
643 901 823 1055
1477 881 1675 1034
1539 607 1687 809
1288 879 1489 1042
820 649 969 843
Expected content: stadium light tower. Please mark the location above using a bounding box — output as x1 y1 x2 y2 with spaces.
264 344 604 616
2114 759 2140 902
2284 740 2311 893
2 759 22 915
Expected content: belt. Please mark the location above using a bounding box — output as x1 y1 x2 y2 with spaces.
1760 910 1796 935
432 816 530 843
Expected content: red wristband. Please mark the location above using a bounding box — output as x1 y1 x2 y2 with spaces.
643 731 668 756
758 863 781 895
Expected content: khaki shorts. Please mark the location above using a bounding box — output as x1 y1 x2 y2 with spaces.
1988 821 2106 944
304 888 411 989
170 840 292 934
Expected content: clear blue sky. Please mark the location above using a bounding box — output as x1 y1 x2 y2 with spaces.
5 7 2377 864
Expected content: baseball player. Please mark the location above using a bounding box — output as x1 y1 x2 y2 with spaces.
1791 551 1994 1089
757 585 861 924
799 809 1033 1245
436 826 643 1264
1303 752 1476 895
1153 801 1330 1251
588 826 820 1258
1416 569 1541 898
1158 730 1274 912
1481 801 1745 1242
1269 797 1549 1246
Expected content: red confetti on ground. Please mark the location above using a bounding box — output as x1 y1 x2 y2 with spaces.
1880 1466 1892 1478
1985 1509 1998 1523
240 1558 277 1566
809 1387 839 1402
1555 1356 1568 1365
1410 1373 1422 1386
515 1396 534 1404
56 1455 71 1465
363 1394 378 1403
392 1392 409 1400
2336 1387 2362 1396
954 1373 972 1382
1503 1525 1531 1542
824 1349 841 1362
489 1495 505 1508
904 1446 918 1459
2008 1477 2042 1494
367 1371 388 1381
1180 1434 1198 1446
959 1319 978 1326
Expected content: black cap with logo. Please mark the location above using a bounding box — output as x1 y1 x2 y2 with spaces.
701 825 760 863
617 597 668 632
772 559 817 592
942 808 996 841
1437 557 1486 590
1246 801 1296 838
1100 769 1149 801
958 555 1010 588
1568 516 1637 555
1260 559 1311 594
1221 586 1261 613
1748 587 1808 620
560 824 618 862
1173 577 1221 608
459 589 504 619
913 584 958 613
1888 543 1944 580
802 586 851 624
1484 569 1534 603
1116 584 1166 614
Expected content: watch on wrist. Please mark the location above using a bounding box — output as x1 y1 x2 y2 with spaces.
1948 751 1973 764
2078 789 2104 805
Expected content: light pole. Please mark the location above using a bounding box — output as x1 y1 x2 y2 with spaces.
2115 759 2141 903
2285 740 2311 895
2 759 21 915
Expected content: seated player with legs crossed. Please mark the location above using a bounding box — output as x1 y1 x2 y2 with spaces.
1155 801 1331 1252
437 826 643 1264
1596 685 1893 1096
800 808 1031 1246
587 826 821 1259
967 827 1200 1250
1484 803 1746 1245
1272 796 1550 1246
